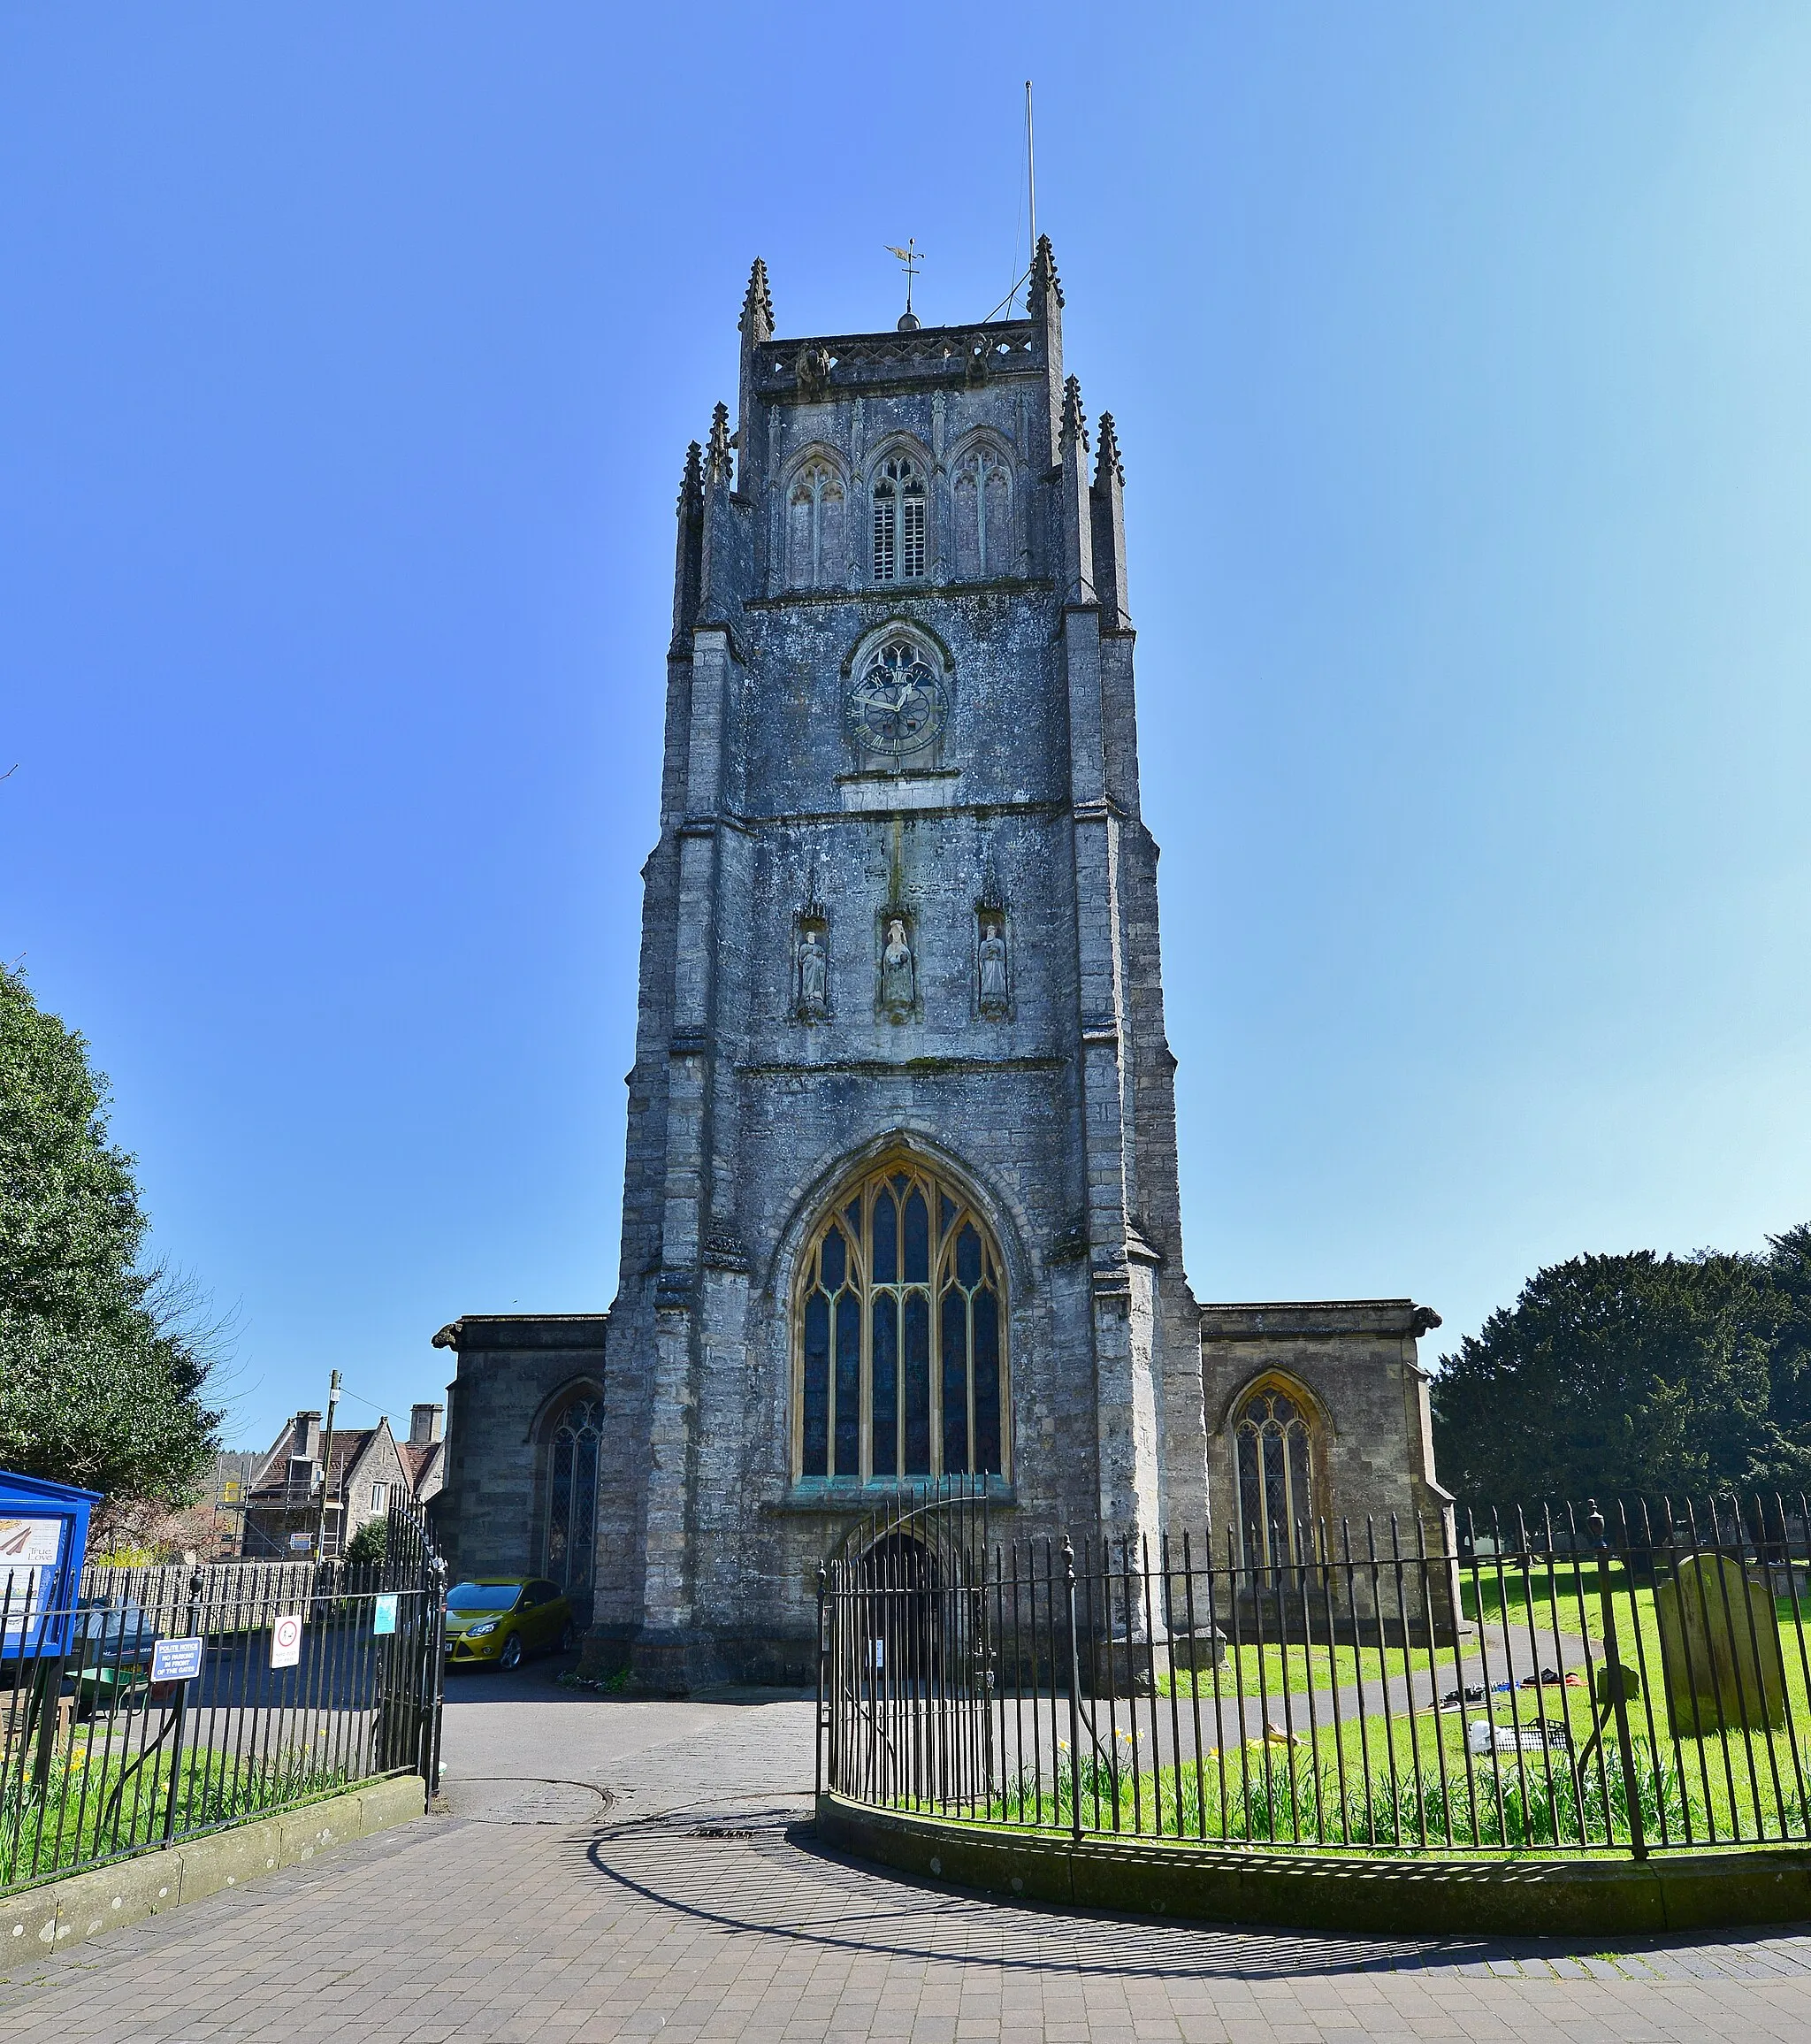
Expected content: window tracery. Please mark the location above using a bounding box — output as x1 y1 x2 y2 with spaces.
796 1160 1006 1483
540 1389 600 1599
871 455 927 583
1232 1381 1322 1583
786 458 845 589
951 443 1012 580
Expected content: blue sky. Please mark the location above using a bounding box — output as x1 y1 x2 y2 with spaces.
4 4 1808 1451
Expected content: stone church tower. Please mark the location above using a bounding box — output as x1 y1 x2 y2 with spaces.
431 244 1448 1688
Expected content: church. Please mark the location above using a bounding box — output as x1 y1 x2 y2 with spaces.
430 242 1448 1690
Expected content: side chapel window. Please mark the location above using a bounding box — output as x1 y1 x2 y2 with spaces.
542 1391 600 1599
1233 1382 1320 1582
797 1161 1006 1483
871 456 927 583
951 444 1012 580
786 458 844 588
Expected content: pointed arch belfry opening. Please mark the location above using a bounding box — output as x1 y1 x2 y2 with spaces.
792 1152 1008 1486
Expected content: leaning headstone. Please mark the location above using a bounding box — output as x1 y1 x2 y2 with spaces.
1655 1550 1785 1734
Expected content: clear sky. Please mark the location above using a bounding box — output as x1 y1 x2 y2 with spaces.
4 4 1808 1452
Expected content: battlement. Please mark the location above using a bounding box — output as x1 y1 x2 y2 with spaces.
753 321 1043 400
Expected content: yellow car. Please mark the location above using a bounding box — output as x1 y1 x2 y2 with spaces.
443 1577 576 1671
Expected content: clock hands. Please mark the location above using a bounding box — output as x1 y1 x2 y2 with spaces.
848 653 943 754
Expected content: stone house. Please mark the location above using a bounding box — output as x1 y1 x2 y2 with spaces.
242 1403 444 1559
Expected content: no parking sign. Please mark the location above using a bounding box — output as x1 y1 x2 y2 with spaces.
271 1612 302 1669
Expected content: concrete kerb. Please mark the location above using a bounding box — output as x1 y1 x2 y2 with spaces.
1 1772 426 1956
815 1791 1811 1938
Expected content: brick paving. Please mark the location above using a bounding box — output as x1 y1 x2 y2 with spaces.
0 1677 1808 2040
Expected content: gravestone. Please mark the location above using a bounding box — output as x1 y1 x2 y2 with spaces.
1655 1550 1785 1734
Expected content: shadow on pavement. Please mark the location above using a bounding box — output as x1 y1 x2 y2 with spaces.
577 1806 1811 1984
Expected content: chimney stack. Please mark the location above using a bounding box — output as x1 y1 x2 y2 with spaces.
409 1402 444 1446
293 1411 322 1460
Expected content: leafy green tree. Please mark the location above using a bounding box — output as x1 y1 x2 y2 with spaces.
1430 1247 1787 1507
344 1515 388 1566
1747 1222 1811 1489
0 963 221 1527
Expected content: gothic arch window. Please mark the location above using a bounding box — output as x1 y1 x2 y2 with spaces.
794 1159 1007 1484
1231 1377 1325 1583
951 443 1012 580
871 455 927 583
786 456 845 588
539 1387 600 1601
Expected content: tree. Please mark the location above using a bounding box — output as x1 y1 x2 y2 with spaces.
1429 1246 1792 1508
0 962 221 1530
345 1516 388 1566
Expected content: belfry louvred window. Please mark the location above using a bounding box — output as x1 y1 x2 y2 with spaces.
796 1161 1005 1483
871 456 927 583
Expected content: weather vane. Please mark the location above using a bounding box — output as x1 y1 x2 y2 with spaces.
885 238 924 328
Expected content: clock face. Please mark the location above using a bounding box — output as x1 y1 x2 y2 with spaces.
846 640 947 756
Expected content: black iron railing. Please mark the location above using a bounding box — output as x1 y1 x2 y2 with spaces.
0 1496 445 1894
818 1487 1811 1857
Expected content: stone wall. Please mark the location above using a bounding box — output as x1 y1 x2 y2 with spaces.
1198 1298 1453 1631
429 1315 607 1588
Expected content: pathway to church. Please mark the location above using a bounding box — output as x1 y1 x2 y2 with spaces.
2 1658 1808 2043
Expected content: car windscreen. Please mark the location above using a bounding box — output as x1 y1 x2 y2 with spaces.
446 1583 521 1612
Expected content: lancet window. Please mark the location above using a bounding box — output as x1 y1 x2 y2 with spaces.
796 1161 1006 1483
786 458 845 589
540 1389 601 1600
871 456 927 583
951 444 1012 580
1232 1381 1322 1583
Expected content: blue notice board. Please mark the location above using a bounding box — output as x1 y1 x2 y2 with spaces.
0 1469 100 1662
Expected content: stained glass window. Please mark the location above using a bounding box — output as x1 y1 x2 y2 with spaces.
1233 1384 1319 1585
543 1392 601 1600
796 1160 1006 1483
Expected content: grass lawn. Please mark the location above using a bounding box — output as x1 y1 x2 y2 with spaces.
1157 1638 1435 1702
922 1558 1811 1852
1462 1558 1811 1733
921 1690 1811 1853
0 1742 348 1891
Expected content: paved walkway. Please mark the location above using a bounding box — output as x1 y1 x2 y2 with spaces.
1 1662 1809 2040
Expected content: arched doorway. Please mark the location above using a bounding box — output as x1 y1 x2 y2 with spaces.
859 1531 938 1684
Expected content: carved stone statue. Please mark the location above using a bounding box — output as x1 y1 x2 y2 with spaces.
979 922 1009 1013
880 916 914 1015
797 927 827 1017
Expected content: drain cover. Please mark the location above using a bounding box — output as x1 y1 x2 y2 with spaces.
443 1777 609 1826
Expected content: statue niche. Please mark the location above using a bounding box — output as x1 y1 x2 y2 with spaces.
795 918 829 1022
977 917 1010 1018
878 913 916 1022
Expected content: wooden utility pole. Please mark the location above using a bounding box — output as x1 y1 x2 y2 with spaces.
313 1369 342 1562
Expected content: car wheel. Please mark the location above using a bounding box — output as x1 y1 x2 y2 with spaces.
499 1633 523 1671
